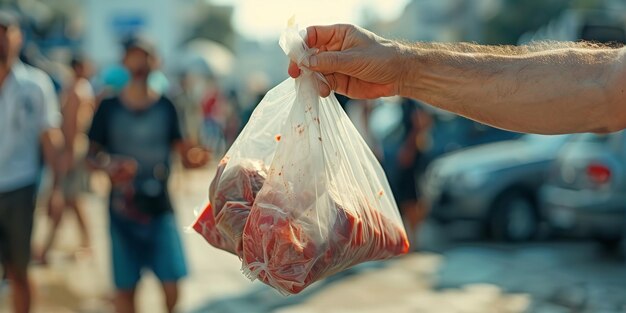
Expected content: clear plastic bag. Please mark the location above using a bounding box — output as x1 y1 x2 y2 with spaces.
193 22 409 295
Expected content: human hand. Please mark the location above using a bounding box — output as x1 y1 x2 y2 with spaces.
288 24 406 99
182 146 211 169
106 157 138 185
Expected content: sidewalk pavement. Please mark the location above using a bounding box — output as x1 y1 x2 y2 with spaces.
0 165 530 313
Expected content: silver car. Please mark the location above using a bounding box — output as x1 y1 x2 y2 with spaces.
422 134 570 241
542 132 626 248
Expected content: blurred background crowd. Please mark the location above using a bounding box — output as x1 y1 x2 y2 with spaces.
1 0 626 312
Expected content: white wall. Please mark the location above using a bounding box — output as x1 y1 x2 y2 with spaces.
84 0 180 67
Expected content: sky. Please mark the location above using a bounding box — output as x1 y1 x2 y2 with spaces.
211 0 411 41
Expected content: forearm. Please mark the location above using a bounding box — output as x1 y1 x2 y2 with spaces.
61 95 80 153
40 129 64 186
62 120 77 153
398 45 626 134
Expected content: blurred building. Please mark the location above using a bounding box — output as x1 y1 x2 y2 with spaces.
84 0 180 67
82 0 234 71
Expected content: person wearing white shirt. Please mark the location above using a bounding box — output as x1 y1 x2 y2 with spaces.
0 11 62 313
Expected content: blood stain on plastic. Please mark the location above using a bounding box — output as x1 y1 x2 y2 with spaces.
296 124 305 135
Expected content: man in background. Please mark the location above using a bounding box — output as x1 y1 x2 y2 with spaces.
87 35 209 313
0 11 62 313
37 55 95 264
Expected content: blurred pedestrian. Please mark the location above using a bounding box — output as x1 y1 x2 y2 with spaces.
37 55 95 264
86 35 209 313
393 99 432 239
0 11 62 313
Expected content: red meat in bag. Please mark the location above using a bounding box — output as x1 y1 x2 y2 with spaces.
241 188 409 294
193 158 267 255
193 159 409 294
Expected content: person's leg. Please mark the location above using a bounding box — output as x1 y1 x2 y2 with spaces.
114 288 136 313
69 168 91 248
161 282 178 313
37 199 64 264
151 213 188 313
4 263 31 313
67 197 91 248
110 216 142 313
0 184 37 313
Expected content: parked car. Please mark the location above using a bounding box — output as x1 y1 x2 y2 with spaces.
370 102 520 196
422 134 570 241
541 132 626 250
426 111 520 159
371 103 519 161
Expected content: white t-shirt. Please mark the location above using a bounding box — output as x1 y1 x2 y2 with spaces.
0 62 60 192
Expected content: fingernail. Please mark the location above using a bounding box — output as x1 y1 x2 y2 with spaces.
309 55 318 67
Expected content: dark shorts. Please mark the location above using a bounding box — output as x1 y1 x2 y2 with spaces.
110 211 188 290
0 184 37 275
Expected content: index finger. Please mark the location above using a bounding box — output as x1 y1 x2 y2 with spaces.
305 24 350 51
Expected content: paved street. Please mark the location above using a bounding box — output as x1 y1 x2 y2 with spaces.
435 240 626 313
0 165 624 313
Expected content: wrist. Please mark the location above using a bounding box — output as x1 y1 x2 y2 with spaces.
390 41 410 97
396 44 426 99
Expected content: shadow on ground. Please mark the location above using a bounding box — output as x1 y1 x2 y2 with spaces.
188 262 385 313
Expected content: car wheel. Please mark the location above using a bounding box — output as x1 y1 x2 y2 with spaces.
490 191 538 242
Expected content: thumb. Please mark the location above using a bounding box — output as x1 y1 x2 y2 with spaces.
308 51 350 73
